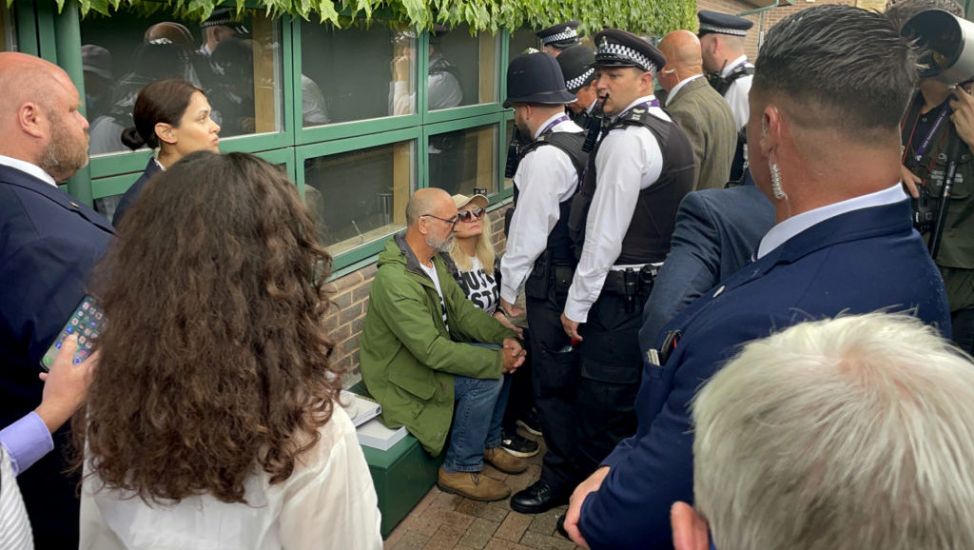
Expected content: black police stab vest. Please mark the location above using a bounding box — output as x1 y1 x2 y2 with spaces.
568 106 695 264
512 130 589 266
707 63 754 97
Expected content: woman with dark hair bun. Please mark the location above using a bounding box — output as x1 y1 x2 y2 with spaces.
77 152 382 549
112 79 220 225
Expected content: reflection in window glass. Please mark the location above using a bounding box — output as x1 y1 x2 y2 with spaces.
509 29 539 57
301 22 416 125
94 194 122 221
428 25 498 111
503 119 515 190
428 125 497 196
305 142 414 256
80 7 283 156
0 3 15 51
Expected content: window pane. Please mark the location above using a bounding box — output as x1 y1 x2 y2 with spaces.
429 25 498 110
0 3 14 51
300 22 416 125
94 194 121 221
80 8 284 156
509 29 538 57
305 142 414 256
428 124 497 196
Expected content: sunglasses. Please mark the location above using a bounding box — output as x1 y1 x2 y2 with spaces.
457 207 486 222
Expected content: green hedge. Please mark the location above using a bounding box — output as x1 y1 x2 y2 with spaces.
39 0 696 36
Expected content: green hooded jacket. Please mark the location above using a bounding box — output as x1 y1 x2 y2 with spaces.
359 233 515 456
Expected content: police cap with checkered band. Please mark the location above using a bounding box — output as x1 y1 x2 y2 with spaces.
592 29 666 74
536 20 582 49
556 45 596 92
697 10 753 38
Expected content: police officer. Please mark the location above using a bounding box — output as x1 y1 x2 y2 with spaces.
558 28 695 510
556 45 600 128
697 10 754 181
499 53 590 514
536 21 582 57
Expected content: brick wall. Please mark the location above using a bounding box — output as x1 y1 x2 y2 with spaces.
325 203 512 386
696 0 889 60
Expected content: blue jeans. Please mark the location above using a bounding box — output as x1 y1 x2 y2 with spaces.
442 373 512 473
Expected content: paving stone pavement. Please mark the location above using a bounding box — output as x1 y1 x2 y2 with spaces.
383 433 584 550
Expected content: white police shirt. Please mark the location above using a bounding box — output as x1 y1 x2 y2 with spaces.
565 95 668 323
721 55 753 130
500 113 584 305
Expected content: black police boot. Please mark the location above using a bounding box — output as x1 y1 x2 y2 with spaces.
510 480 569 514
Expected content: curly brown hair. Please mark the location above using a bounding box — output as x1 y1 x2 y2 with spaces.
76 151 341 504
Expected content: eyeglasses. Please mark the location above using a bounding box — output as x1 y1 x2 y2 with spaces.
421 214 459 227
457 208 486 222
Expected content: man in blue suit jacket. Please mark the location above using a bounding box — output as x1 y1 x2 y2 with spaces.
563 7 952 549
0 52 114 548
638 172 774 352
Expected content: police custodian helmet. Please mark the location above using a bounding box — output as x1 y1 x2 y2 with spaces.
504 52 577 108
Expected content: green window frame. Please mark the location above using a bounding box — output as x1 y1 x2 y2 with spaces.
35 0 524 271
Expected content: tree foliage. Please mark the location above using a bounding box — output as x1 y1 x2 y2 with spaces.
37 0 695 36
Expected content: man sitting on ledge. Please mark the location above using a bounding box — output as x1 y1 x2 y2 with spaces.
360 188 528 502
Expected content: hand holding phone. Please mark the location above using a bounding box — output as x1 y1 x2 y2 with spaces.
41 295 105 371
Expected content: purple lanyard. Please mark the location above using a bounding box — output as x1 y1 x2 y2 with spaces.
537 114 571 138
913 104 952 162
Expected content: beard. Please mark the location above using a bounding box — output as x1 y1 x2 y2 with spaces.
38 115 89 182
425 232 455 253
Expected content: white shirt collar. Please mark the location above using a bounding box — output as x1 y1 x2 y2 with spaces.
0 154 58 188
586 98 598 114
666 75 704 107
533 112 570 140
757 183 908 259
721 55 749 77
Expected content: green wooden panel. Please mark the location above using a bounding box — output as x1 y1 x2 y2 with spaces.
14 0 39 55
298 114 422 145
362 434 442 537
296 126 420 159
423 112 502 137
422 103 504 125
91 171 142 199
90 151 153 179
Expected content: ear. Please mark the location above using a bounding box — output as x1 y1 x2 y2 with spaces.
671 502 711 550
759 104 784 160
155 122 177 145
17 101 46 139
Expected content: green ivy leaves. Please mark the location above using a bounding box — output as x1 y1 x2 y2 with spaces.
33 0 694 36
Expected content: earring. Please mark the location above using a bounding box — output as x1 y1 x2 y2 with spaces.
770 162 787 200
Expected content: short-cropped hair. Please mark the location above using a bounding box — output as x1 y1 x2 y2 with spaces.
754 5 918 140
692 313 974 550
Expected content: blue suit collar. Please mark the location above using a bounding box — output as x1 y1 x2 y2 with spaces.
736 199 913 286
0 164 115 235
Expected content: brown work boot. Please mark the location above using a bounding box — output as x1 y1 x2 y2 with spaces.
484 446 528 474
437 467 511 502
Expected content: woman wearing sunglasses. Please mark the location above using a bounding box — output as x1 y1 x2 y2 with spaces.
440 193 539 459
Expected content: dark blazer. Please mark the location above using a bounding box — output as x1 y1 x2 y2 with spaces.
112 158 161 226
0 164 114 547
664 77 738 190
638 182 775 351
578 199 951 550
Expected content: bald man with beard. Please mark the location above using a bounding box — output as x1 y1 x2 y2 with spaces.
0 52 113 547
658 31 738 189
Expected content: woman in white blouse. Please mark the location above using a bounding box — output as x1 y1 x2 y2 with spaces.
75 151 382 549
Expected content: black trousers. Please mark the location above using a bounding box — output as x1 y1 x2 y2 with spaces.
502 327 534 432
952 307 974 354
528 290 643 493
